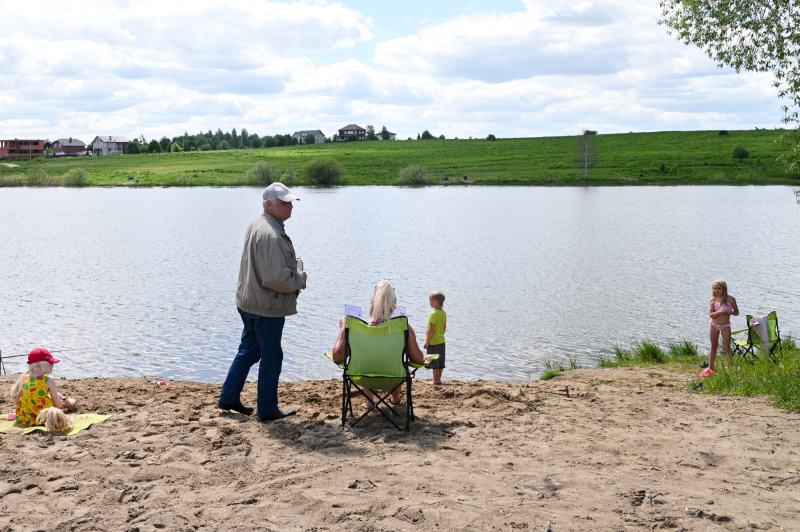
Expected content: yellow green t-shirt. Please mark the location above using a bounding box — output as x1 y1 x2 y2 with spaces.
427 308 447 345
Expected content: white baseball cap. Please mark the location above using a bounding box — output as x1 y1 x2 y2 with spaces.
262 182 299 202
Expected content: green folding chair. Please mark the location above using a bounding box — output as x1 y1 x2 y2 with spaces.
326 316 416 431
732 311 782 361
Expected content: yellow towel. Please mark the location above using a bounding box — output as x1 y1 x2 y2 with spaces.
0 414 111 436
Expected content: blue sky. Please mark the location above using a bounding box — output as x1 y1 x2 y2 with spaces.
0 0 786 143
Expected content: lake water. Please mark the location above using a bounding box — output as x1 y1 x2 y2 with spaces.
1 186 798 383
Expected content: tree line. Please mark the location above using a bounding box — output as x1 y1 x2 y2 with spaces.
125 128 311 154
121 125 499 154
125 124 401 154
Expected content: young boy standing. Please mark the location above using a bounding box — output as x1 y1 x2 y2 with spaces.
423 291 447 385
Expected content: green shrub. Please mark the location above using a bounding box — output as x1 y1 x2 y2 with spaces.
302 157 343 186
486 134 497 141
282 167 298 186
732 145 750 160
247 161 281 186
1 174 25 187
26 167 47 186
397 164 428 185
174 174 195 185
63 168 90 187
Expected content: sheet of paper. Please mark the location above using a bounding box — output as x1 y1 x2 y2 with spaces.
344 305 362 318
345 305 404 318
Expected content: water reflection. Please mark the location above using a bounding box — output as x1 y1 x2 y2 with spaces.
1 186 798 382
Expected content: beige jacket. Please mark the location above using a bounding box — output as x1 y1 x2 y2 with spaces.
235 212 306 317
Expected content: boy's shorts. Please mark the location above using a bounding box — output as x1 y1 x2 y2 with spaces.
426 343 445 369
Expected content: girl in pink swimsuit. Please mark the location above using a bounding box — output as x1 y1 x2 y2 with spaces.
702 279 739 376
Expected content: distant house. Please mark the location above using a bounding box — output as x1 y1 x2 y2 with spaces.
0 139 45 158
337 124 366 142
380 130 397 141
92 136 128 155
52 137 86 156
292 129 326 145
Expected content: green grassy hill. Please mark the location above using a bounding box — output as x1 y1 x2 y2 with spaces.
1 129 796 186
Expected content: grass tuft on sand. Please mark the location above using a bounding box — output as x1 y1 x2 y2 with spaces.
598 337 800 412
697 337 799 411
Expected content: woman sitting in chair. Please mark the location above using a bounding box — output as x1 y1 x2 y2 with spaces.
332 280 426 407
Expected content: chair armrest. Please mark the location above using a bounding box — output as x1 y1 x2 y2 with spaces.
409 354 440 369
325 352 345 369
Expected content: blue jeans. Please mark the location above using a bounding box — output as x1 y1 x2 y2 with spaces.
220 309 286 418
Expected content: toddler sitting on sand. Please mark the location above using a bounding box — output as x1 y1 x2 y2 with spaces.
10 348 77 429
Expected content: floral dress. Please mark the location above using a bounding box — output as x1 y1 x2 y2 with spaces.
16 375 54 426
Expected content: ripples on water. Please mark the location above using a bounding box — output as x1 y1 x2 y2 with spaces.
1 186 798 383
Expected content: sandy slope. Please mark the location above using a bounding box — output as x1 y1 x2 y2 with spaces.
1 367 798 531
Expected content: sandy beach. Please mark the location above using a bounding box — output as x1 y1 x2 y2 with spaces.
1 367 798 531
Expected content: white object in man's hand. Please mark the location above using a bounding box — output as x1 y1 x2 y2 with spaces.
296 257 304 271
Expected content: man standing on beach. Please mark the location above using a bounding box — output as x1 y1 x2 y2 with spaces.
219 182 307 421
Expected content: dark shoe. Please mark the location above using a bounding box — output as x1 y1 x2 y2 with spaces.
258 409 296 421
218 400 254 416
700 360 710 368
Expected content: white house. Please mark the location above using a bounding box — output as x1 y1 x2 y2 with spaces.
92 136 128 155
291 130 326 144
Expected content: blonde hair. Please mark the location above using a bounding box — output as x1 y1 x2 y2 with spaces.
370 280 397 324
9 363 47 401
36 407 73 433
710 279 729 304
429 291 445 304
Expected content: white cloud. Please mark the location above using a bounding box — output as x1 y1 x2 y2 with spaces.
0 0 371 85
0 0 787 141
